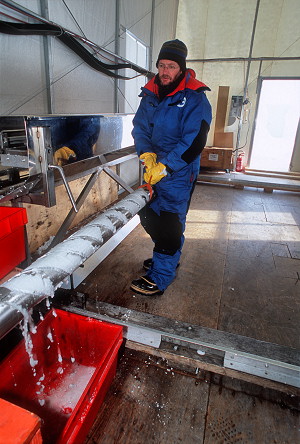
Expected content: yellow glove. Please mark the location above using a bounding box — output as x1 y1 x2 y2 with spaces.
140 152 157 170
144 162 167 185
54 146 76 166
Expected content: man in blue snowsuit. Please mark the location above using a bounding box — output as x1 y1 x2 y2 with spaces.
131 39 212 296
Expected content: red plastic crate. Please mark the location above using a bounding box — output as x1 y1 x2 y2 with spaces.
0 398 42 444
0 309 123 444
0 206 28 279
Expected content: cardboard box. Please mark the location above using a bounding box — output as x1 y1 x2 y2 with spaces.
201 147 233 170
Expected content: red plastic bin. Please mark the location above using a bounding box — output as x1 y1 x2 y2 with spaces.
0 206 28 279
0 309 123 444
0 398 42 444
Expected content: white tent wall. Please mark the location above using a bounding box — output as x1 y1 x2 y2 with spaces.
149 0 179 71
119 0 152 45
48 0 117 114
176 0 300 167
116 0 153 114
0 0 117 115
0 0 178 116
118 0 178 71
0 0 47 115
0 32 48 115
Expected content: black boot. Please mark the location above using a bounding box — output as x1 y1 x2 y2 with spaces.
130 275 164 296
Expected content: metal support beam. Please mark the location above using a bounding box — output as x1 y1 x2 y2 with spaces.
45 170 100 252
45 150 137 250
103 166 134 194
114 0 120 112
149 0 156 71
40 0 53 113
235 0 260 159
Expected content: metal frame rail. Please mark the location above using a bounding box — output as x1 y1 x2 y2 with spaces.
43 150 137 253
60 301 300 391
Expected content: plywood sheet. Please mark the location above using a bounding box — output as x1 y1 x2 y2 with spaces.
85 349 209 444
84 349 300 444
78 184 300 349
204 381 300 444
219 189 300 348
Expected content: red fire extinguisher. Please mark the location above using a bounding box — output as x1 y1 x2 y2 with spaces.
235 152 244 172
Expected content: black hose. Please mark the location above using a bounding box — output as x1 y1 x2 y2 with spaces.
0 20 61 35
0 20 150 79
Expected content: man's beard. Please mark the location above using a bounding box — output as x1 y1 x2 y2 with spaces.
156 72 185 100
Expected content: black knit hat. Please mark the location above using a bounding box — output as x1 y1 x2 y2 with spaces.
156 39 188 72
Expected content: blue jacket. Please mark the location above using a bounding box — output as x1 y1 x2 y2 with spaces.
132 69 212 173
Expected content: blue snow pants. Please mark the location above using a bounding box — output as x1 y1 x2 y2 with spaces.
139 162 199 291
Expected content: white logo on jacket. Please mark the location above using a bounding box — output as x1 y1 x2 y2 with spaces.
177 97 186 108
